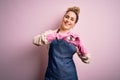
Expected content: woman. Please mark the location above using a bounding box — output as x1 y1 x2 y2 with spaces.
33 6 90 80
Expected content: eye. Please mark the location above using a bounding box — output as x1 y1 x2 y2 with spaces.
65 15 69 19
71 17 75 21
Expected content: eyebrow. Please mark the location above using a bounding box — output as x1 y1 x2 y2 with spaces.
65 15 75 19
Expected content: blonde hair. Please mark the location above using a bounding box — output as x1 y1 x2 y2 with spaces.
65 6 80 23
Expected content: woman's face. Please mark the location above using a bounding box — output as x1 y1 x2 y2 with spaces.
61 11 77 31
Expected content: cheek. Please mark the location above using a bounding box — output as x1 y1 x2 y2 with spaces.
63 18 67 22
62 18 65 23
71 22 75 26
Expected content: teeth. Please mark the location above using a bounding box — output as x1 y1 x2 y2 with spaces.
65 22 70 25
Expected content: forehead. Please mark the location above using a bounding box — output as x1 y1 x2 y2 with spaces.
65 11 77 18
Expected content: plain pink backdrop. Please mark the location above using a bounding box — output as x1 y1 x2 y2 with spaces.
0 0 120 80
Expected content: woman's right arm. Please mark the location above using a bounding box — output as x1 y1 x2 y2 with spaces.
33 30 54 46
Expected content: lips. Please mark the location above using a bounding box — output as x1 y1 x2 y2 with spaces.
64 21 71 26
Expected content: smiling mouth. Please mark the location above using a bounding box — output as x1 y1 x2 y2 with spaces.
64 21 71 26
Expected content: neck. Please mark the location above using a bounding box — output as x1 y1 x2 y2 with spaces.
59 28 71 34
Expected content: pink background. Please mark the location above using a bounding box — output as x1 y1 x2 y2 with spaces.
0 0 120 80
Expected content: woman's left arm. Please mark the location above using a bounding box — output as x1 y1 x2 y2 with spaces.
75 36 90 64
77 50 90 64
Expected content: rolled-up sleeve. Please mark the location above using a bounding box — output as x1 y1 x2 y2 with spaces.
75 36 90 64
33 30 53 46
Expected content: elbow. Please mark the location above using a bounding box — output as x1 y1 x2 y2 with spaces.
79 54 91 64
33 36 36 44
84 54 91 64
82 56 90 64
84 58 90 64
33 36 40 46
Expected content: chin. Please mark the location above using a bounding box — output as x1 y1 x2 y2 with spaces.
63 26 70 30
61 23 71 30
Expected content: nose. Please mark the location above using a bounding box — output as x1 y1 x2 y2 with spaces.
66 18 71 23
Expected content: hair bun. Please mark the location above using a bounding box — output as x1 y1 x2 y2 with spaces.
67 6 80 15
